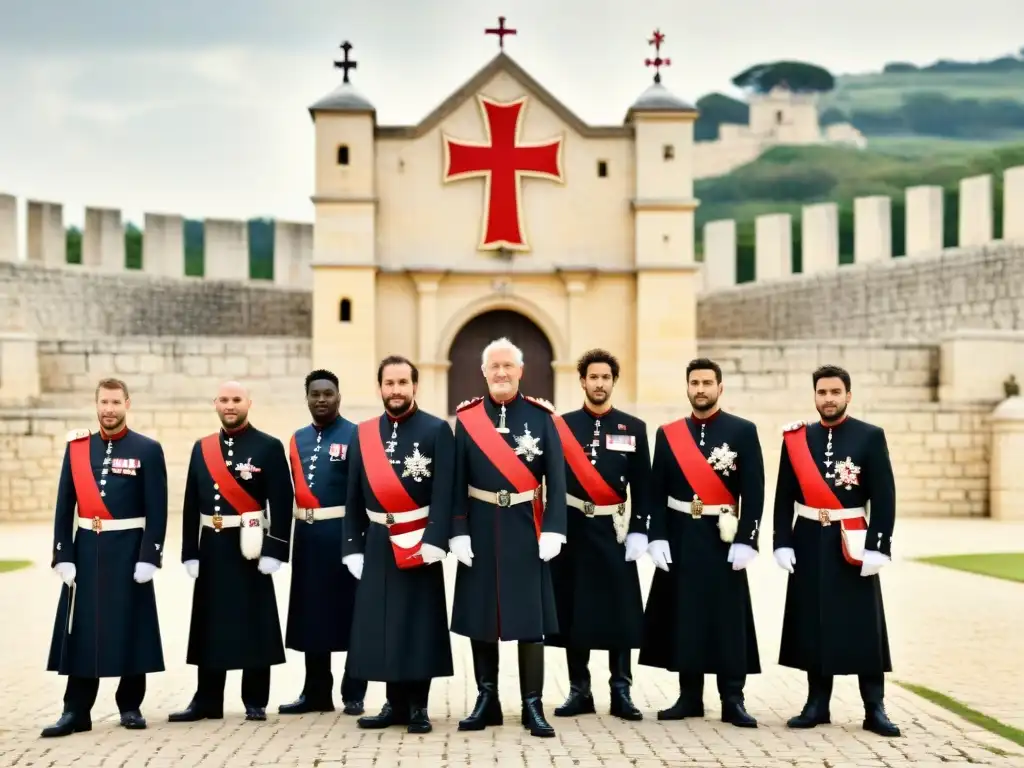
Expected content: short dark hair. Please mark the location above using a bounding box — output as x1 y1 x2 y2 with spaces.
812 364 851 392
576 348 620 381
304 369 339 393
377 355 419 384
96 377 129 400
686 358 722 383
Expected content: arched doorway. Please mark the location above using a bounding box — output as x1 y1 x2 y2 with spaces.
447 309 554 414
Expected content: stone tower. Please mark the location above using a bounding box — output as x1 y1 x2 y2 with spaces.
308 48 380 406
625 79 701 407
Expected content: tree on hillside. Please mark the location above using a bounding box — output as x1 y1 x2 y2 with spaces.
694 92 750 141
731 61 835 93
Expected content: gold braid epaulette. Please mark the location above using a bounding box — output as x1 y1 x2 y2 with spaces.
66 428 90 442
781 420 807 433
523 395 555 413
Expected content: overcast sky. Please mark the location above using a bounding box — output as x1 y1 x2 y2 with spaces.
1 0 1021 235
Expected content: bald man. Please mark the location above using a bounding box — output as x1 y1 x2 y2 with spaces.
168 381 294 723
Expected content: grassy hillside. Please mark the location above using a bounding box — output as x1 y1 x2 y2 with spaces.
822 70 1024 112
694 142 1024 281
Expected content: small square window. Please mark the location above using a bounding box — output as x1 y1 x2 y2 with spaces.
337 145 350 165
597 160 608 177
663 144 674 160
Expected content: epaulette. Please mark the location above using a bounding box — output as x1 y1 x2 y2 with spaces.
456 396 483 412
781 420 806 433
523 395 555 413
66 428 90 442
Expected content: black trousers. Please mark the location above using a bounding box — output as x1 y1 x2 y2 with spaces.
195 667 271 710
385 679 432 710
806 671 886 705
678 671 746 702
564 647 634 687
64 674 146 715
303 652 367 703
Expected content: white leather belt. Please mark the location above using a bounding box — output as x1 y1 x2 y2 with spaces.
77 516 145 533
468 486 537 507
367 506 430 526
795 502 865 525
567 493 625 517
294 505 345 523
200 513 266 530
667 495 735 518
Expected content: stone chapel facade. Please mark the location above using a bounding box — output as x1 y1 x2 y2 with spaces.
308 47 701 417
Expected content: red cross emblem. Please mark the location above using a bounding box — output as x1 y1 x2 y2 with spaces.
443 95 564 251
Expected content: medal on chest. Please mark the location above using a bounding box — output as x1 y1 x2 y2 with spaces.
514 423 543 462
823 427 861 490
402 442 432 482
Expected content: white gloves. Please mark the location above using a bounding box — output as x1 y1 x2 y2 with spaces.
860 549 890 577
648 539 672 571
133 562 157 583
538 532 565 562
774 547 796 573
184 559 200 579
258 556 282 575
418 543 446 564
624 533 648 562
54 562 76 585
450 535 474 567
727 543 757 571
343 553 364 580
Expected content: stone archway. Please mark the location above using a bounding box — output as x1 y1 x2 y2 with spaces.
447 309 554 414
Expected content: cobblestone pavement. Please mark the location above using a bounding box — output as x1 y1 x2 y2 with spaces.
0 516 1021 768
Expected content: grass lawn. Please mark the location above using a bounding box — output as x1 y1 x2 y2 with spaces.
915 552 1024 583
896 681 1024 752
0 560 32 574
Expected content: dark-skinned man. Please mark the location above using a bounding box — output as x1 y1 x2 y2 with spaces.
169 380 293 723
773 364 901 738
42 377 168 737
341 355 455 734
639 358 764 728
278 369 366 716
449 336 567 739
546 348 651 721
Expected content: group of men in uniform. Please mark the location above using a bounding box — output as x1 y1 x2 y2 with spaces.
40 340 901 741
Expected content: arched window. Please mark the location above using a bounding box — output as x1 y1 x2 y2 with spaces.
339 298 352 322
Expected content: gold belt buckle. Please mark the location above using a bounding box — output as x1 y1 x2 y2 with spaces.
691 496 703 518
583 501 595 517
92 516 102 532
818 508 831 526
497 490 511 507
212 513 223 531
385 512 395 526
305 509 315 523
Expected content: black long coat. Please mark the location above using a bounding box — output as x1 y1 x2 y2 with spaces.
181 423 293 670
285 415 360 653
47 427 168 678
342 406 454 682
773 416 895 676
449 392 568 642
546 405 652 650
639 410 764 677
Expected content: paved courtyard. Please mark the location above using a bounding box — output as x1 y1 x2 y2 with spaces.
0 515 1022 767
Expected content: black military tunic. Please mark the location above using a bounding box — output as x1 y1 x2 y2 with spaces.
181 423 293 670
639 410 764 677
546 405 651 650
773 415 894 675
342 405 455 682
47 426 168 678
449 392 568 641
286 415 359 653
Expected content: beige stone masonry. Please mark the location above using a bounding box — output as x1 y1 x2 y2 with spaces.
989 395 1024 520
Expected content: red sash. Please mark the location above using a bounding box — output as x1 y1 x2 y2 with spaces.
69 436 113 521
357 418 428 569
551 415 623 506
783 425 866 565
200 435 262 513
288 434 321 509
457 401 542 537
662 419 736 505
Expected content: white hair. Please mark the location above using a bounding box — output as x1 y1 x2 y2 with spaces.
481 337 524 367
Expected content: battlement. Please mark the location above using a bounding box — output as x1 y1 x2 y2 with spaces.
0 194 313 286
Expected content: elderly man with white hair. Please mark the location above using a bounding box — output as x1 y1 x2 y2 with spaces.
448 337 568 738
